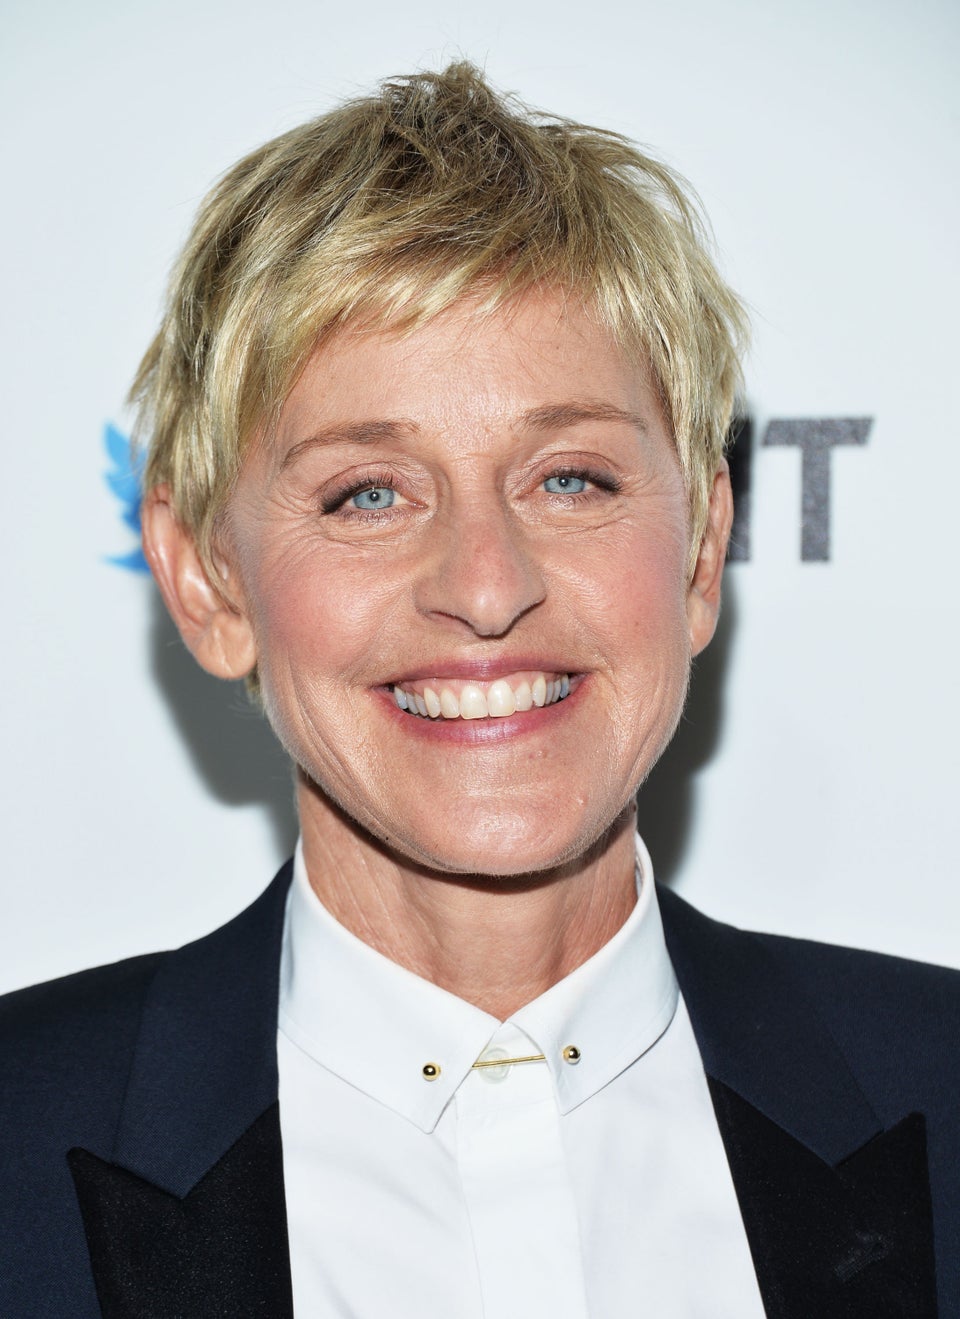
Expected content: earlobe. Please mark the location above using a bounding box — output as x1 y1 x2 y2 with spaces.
687 461 734 657
141 486 257 680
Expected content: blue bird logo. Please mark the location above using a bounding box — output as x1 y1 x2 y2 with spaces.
103 422 150 573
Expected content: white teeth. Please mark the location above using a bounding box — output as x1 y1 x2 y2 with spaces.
487 679 517 718
459 684 488 720
393 673 572 720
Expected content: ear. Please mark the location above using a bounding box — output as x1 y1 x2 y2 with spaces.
141 485 257 680
686 460 734 658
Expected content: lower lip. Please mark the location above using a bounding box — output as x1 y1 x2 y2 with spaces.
379 676 586 744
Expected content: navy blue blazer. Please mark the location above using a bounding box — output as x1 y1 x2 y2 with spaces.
1 864 957 1317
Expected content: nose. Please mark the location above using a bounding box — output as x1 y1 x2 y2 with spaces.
413 498 546 637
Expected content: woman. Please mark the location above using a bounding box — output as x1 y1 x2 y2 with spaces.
1 63 953 1318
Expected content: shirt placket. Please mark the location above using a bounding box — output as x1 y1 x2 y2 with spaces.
454 1025 588 1319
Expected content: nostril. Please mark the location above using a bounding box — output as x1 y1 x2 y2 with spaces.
410 505 547 638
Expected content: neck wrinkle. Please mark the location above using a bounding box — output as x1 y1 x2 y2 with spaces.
297 785 638 1019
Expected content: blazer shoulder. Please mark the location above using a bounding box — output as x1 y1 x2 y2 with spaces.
0 952 167 1140
659 885 960 1120
749 928 960 1028
0 950 164 1053
758 928 960 1098
0 859 295 1066
659 882 960 1017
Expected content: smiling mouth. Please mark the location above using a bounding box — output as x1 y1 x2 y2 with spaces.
392 671 573 720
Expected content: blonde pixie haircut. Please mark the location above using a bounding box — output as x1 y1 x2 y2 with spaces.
134 62 748 575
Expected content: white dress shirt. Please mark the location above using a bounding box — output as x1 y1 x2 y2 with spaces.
278 838 765 1317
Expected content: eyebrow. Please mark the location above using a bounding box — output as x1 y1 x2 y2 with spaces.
517 401 650 434
279 419 418 471
279 400 648 471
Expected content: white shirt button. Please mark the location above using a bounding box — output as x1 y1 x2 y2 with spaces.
474 1046 512 1083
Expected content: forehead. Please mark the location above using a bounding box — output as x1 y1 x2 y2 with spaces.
272 289 665 453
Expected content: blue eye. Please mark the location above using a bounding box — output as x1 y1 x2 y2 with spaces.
350 486 396 510
543 474 588 494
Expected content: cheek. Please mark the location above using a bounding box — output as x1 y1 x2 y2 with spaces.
629 567 690 660
574 521 690 669
248 547 401 691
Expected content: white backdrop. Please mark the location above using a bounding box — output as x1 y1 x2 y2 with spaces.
2 0 958 994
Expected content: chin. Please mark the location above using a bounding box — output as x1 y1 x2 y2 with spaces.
394 805 608 879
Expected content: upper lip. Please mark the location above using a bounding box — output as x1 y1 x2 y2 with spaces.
385 656 583 684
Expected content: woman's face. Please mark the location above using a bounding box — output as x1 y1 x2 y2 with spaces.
222 290 724 875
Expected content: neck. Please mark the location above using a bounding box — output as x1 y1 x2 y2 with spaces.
296 778 639 1020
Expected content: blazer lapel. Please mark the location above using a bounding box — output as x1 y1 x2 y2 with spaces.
709 1080 934 1318
659 887 937 1318
68 1104 291 1318
68 863 296 1318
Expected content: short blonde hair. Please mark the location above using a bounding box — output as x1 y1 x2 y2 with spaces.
134 62 747 572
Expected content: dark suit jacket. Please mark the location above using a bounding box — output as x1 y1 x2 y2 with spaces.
1 863 957 1317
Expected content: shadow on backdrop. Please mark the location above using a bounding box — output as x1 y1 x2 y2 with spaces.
149 591 298 859
636 569 737 886
149 571 736 885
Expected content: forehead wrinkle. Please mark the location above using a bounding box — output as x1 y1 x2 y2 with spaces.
279 418 419 471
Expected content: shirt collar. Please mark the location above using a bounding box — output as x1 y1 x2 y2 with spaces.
511 834 678 1113
279 835 678 1132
